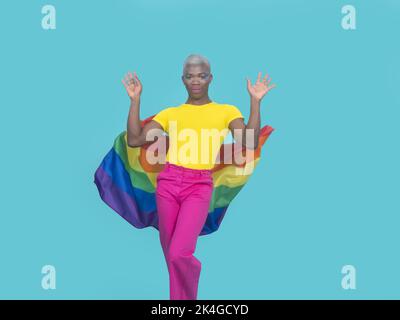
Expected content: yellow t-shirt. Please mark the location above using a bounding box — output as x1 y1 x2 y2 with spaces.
152 101 244 170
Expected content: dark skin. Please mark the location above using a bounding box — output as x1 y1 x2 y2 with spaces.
181 64 213 105
122 65 276 149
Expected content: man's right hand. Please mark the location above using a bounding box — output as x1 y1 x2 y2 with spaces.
122 71 143 100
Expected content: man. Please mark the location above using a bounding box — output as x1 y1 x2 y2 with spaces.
118 54 276 300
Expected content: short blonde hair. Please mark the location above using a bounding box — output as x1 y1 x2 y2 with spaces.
183 54 211 74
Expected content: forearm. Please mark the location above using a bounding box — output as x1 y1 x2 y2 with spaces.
127 97 142 144
244 97 261 149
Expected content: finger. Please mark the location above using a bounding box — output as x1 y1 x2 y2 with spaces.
128 76 136 86
124 76 134 88
121 79 128 89
246 77 252 88
134 72 141 85
124 74 131 84
268 83 277 90
266 77 272 85
130 72 138 84
128 71 136 84
262 73 269 83
256 72 262 83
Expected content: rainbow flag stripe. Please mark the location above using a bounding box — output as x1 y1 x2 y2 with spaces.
94 115 274 236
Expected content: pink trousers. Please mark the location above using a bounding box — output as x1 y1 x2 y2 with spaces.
155 161 213 300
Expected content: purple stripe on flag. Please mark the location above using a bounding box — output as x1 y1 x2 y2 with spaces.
94 166 159 231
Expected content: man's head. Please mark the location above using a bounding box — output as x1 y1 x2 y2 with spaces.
181 54 213 99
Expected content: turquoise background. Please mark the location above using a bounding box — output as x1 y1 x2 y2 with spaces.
1 0 399 299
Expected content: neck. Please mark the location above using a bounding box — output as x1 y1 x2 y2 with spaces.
185 96 212 106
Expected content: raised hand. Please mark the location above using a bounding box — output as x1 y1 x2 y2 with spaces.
247 72 276 101
122 71 143 100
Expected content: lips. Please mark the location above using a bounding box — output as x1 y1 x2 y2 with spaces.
191 87 202 92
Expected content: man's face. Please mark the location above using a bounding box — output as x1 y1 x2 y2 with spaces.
182 64 213 98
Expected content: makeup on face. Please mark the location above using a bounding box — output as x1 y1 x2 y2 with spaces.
184 72 210 81
184 72 211 93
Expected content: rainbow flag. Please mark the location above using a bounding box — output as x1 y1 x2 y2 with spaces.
94 114 274 236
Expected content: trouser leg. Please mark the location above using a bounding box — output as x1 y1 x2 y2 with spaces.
166 181 212 300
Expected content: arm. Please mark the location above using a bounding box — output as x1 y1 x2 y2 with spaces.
122 71 164 147
229 97 260 150
229 71 276 150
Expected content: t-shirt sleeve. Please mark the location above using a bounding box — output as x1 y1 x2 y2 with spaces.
152 108 170 132
225 105 244 128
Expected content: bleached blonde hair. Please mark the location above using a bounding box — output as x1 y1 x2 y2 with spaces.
182 54 211 74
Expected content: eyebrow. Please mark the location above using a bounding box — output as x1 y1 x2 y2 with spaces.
186 72 208 75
